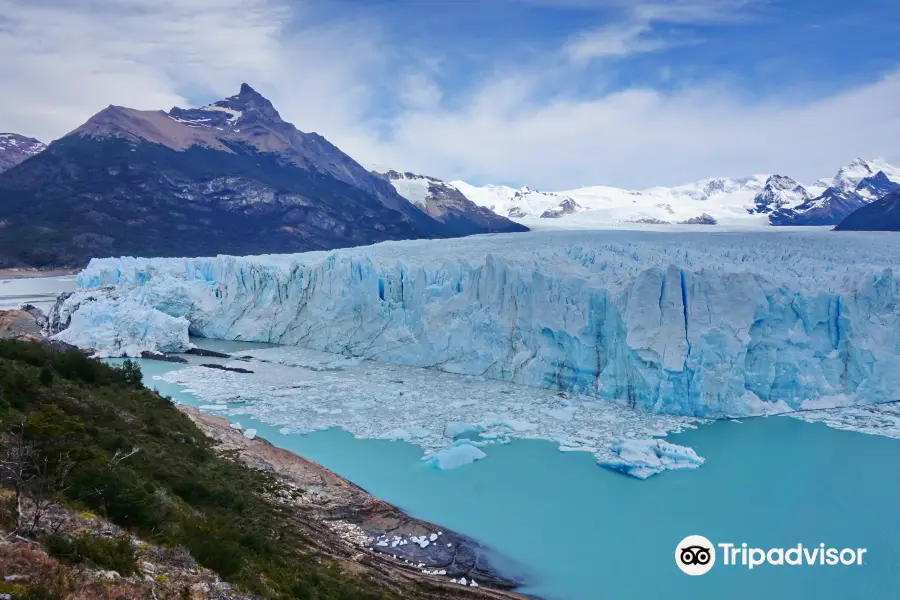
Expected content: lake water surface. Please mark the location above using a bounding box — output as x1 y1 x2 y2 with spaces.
125 353 900 600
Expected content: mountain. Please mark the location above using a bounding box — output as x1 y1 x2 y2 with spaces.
748 175 811 214
834 189 900 231
450 158 900 227
377 170 528 235
0 84 454 268
771 160 900 226
454 175 771 225
449 181 580 219
0 133 46 173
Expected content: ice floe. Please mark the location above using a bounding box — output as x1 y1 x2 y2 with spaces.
425 442 487 470
158 345 702 478
787 403 900 439
598 438 705 479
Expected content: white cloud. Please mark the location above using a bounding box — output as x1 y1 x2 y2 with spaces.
565 23 669 61
562 0 759 62
1 0 898 191
361 70 900 189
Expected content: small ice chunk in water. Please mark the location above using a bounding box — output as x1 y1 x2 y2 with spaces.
598 438 704 479
243 428 258 440
425 442 487 470
229 422 242 430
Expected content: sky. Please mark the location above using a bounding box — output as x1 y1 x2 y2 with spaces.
1 0 899 189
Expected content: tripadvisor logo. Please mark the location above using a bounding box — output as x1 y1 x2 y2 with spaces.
675 535 867 576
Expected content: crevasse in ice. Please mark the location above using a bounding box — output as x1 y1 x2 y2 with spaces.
53 230 900 417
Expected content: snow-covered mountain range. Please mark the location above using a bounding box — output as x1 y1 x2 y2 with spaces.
376 170 527 235
441 157 900 227
0 133 46 173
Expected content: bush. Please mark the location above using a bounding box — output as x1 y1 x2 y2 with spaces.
45 533 138 576
119 359 143 388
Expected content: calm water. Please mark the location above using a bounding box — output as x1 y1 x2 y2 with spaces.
0 275 76 311
122 354 900 600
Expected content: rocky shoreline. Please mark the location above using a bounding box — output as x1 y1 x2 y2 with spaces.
179 406 531 598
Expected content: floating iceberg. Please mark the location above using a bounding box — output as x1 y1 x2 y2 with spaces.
425 441 488 470
598 438 705 479
54 229 900 417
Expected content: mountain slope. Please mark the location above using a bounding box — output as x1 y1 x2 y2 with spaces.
378 171 528 235
834 189 900 231
0 133 46 173
0 84 452 268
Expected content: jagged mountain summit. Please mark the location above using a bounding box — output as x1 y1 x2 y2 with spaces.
377 170 528 235
748 175 811 215
0 133 46 173
449 157 899 227
0 84 463 268
834 189 900 231
770 159 900 225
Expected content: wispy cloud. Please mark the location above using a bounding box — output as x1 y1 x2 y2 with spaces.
565 23 670 61
562 0 761 62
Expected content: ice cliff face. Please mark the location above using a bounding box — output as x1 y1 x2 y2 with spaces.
54 230 900 418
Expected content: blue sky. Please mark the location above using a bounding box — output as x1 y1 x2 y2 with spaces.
2 0 899 188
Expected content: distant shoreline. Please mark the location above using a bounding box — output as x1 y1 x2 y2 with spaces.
0 267 79 279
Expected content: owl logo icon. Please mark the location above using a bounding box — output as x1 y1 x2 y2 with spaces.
675 535 716 575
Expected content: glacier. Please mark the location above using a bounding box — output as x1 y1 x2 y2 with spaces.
55 228 900 418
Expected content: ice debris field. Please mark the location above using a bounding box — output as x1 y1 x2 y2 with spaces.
54 229 900 418
154 346 702 478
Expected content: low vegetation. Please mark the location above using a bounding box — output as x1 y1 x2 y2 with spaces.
0 340 390 599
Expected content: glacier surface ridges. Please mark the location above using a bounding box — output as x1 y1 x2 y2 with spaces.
57 229 900 417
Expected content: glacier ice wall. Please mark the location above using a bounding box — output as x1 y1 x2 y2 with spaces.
57 230 900 417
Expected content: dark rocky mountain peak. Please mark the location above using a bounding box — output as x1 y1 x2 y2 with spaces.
0 86 472 268
855 171 900 200
0 133 47 173
170 83 283 129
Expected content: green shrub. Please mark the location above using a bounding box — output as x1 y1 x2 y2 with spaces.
45 533 138 576
119 359 143 387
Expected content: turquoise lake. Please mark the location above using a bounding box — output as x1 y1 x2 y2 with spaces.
117 353 899 600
